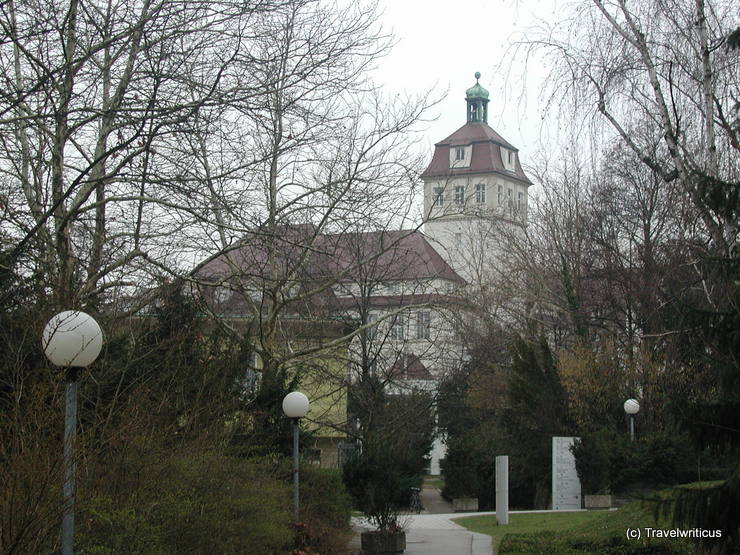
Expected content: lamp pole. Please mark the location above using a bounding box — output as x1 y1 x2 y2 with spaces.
43 311 103 555
62 366 78 553
623 398 640 442
282 392 310 523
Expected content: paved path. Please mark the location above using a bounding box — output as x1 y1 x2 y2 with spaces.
344 479 493 554
349 513 493 555
346 508 590 554
343 478 589 554
419 476 453 514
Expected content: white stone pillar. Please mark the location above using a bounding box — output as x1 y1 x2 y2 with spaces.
496 455 509 525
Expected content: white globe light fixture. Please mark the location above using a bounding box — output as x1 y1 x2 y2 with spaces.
623 398 640 415
43 311 103 367
43 311 103 555
283 391 310 524
624 398 640 442
282 391 310 419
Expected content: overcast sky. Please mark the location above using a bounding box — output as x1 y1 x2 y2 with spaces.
371 0 564 162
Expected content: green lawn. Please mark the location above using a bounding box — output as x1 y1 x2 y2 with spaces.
454 500 695 554
424 475 445 489
454 511 606 551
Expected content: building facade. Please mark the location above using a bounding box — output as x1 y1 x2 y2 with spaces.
421 72 532 284
197 74 531 475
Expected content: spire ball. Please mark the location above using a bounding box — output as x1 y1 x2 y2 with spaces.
475 71 481 81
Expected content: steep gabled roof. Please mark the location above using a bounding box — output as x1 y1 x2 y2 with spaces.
389 353 434 381
421 122 532 185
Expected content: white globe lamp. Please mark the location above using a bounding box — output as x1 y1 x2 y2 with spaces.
624 398 640 442
283 391 310 524
43 311 103 368
623 398 640 415
282 391 310 418
42 310 103 555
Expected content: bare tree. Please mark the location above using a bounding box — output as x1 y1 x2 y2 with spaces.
0 0 442 546
0 0 278 310
516 0 738 254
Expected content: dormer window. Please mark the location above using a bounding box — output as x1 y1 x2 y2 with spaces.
449 145 471 168
501 147 516 171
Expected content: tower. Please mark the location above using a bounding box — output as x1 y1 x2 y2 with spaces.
421 73 533 284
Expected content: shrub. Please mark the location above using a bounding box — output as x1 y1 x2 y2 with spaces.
441 435 481 499
77 447 292 554
573 428 702 494
499 531 692 554
572 431 613 494
279 465 353 555
0 385 66 554
342 445 409 532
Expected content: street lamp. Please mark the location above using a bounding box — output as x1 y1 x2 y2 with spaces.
623 398 640 442
42 311 103 555
282 391 310 523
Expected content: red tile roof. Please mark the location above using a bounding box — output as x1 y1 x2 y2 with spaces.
196 228 464 316
441 122 516 148
318 229 464 284
421 122 532 185
199 228 462 283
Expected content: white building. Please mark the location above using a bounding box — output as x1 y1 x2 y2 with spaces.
198 74 531 474
421 72 532 285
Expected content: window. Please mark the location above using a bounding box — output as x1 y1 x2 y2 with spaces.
365 313 377 341
454 232 462 248
454 185 465 205
517 191 524 212
455 147 465 160
433 186 444 206
416 311 431 339
390 314 405 341
507 188 513 208
508 151 514 165
498 184 503 205
475 183 486 204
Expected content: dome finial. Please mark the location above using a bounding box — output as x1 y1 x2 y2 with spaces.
475 71 481 82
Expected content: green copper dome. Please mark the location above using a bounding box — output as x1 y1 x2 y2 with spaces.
465 72 489 99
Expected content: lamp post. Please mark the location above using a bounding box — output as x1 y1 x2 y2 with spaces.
42 311 103 555
282 391 310 523
623 398 640 442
